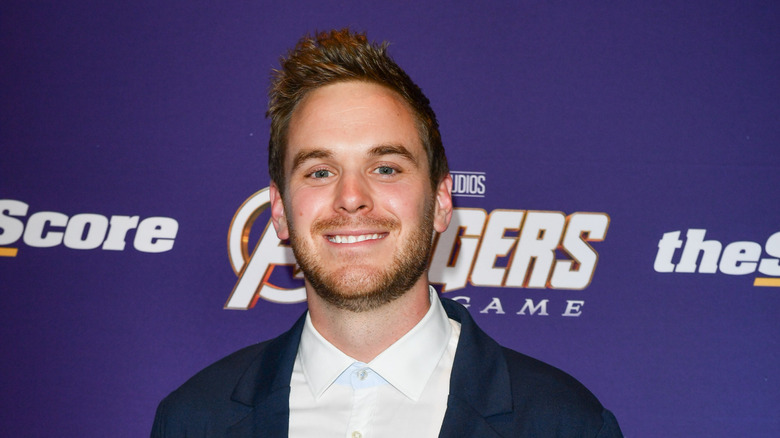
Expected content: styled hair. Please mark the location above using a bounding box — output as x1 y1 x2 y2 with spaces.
267 29 448 193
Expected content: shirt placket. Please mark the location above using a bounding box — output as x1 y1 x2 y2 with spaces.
345 365 378 438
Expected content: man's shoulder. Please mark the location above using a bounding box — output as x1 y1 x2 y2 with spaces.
152 314 306 438
152 341 272 436
473 347 622 436
442 296 603 408
500 346 604 414
440 296 622 436
166 340 272 405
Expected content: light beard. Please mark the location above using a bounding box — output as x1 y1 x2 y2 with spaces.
288 202 435 313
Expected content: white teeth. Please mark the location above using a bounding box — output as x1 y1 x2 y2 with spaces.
328 233 383 244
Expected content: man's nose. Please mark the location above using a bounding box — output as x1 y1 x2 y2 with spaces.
334 172 373 213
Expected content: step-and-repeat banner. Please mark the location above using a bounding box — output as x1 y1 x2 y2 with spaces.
2 1 778 436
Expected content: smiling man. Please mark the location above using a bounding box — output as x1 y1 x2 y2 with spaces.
152 29 623 438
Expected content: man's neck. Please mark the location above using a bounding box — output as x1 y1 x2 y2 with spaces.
306 278 432 363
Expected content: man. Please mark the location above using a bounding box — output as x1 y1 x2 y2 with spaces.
152 29 623 437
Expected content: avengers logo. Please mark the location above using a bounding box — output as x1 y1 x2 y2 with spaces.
225 189 610 310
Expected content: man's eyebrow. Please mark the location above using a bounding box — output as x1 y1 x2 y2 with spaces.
368 144 420 168
291 149 332 173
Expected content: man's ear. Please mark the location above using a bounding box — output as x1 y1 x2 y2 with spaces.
269 182 289 240
433 174 453 233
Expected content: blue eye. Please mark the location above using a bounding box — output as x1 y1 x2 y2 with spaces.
375 166 396 175
311 169 332 178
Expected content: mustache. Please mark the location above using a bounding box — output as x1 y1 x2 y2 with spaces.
311 215 399 234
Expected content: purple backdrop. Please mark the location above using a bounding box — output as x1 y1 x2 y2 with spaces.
2 1 778 436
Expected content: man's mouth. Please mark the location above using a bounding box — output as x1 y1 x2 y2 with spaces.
326 233 387 244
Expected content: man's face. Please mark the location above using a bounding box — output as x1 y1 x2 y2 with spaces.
269 81 452 312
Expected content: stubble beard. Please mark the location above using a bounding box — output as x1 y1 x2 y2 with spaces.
288 201 435 313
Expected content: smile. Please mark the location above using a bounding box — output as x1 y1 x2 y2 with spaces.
327 233 386 244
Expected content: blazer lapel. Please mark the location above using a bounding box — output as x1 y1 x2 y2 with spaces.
226 312 306 438
439 298 513 438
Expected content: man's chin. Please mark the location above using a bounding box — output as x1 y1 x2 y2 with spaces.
307 269 409 312
314 289 404 313
320 267 386 296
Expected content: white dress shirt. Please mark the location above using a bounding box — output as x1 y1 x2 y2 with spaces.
289 287 461 438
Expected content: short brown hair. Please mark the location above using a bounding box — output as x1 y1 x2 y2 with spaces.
267 29 448 193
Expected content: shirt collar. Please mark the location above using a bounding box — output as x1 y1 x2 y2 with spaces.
298 286 452 401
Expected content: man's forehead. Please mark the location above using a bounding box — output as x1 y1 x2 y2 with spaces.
284 81 424 166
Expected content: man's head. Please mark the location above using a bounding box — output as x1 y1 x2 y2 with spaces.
267 31 453 313
267 29 448 195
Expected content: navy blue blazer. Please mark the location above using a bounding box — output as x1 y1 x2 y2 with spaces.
152 298 623 437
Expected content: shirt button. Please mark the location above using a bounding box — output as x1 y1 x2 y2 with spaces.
352 431 362 438
357 369 368 380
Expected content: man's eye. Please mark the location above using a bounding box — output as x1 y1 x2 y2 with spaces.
310 169 332 178
374 166 396 175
